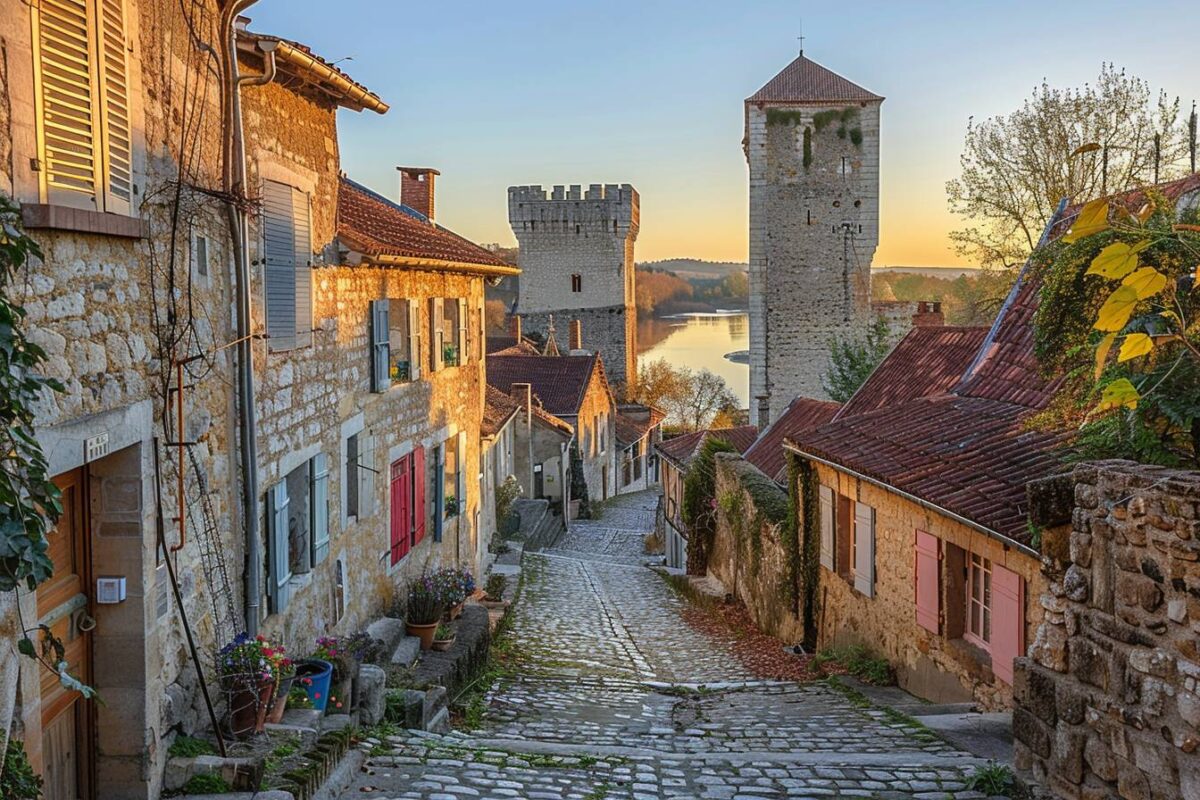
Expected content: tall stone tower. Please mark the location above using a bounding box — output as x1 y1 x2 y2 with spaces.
745 54 883 426
508 184 639 387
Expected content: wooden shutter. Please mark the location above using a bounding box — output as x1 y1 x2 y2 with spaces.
310 453 330 565
433 444 445 542
389 457 410 566
266 481 291 614
455 432 466 517
293 188 313 347
407 298 421 380
369 299 389 392
456 298 468 364
34 0 101 207
991 564 1024 685
429 298 444 371
96 0 131 213
413 446 427 546
263 179 297 350
357 434 375 518
819 485 834 570
914 530 940 634
854 501 875 598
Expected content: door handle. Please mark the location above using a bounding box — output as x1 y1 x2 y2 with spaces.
74 610 97 633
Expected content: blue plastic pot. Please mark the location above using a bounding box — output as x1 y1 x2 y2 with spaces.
295 658 333 711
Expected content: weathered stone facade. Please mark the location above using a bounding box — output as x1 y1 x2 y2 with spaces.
745 62 882 423
1013 462 1200 800
508 184 639 388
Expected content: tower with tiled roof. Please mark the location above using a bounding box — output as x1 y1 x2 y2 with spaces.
745 52 883 424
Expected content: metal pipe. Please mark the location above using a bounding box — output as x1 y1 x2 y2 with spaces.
220 0 264 635
171 360 186 552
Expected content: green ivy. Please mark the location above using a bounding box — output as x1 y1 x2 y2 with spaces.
765 108 805 126
0 739 42 800
802 127 813 169
682 437 738 573
793 455 822 647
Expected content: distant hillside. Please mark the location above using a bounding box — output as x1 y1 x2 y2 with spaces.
873 265 980 279
638 258 747 278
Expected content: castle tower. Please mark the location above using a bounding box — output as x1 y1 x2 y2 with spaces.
745 53 883 425
507 183 640 387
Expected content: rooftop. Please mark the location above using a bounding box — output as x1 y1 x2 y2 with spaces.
747 53 883 105
656 426 759 469
616 406 667 447
744 398 841 483
482 386 521 438
486 353 607 418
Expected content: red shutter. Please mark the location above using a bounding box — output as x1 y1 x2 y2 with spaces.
991 564 1024 685
914 530 941 634
390 457 410 565
412 446 426 546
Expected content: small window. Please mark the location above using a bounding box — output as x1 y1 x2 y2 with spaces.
443 434 461 520
346 434 359 518
440 298 465 367
571 274 582 293
332 558 346 623
192 234 209 279
966 553 993 649
346 432 375 521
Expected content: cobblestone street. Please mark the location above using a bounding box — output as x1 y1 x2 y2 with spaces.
351 491 993 798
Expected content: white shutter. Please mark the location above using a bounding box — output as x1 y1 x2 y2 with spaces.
310 453 330 565
854 501 875 598
34 0 102 207
263 180 297 350
456 298 468 365
293 188 313 347
266 481 291 613
358 434 375 518
429 298 444 372
96 0 131 213
456 431 466 516
819 485 834 570
407 298 421 380
370 299 389 392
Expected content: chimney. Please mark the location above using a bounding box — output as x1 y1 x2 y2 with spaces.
510 383 532 424
756 395 770 428
397 166 440 222
912 300 945 328
569 319 583 351
508 315 522 342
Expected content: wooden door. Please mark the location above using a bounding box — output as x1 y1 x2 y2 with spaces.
38 468 94 800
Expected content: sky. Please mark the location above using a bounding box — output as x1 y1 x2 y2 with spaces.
253 1 1199 267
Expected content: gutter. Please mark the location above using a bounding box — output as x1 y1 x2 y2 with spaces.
266 39 389 114
782 440 1040 560
368 253 520 278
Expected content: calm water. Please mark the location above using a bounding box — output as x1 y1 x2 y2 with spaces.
638 312 750 407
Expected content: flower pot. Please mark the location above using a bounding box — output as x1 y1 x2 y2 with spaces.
406 621 438 650
266 674 295 724
295 659 334 712
431 637 456 652
224 676 274 737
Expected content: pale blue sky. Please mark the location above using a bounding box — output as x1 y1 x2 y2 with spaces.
252 1 1199 265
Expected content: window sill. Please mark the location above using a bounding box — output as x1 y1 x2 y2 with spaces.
946 636 993 671
21 203 148 239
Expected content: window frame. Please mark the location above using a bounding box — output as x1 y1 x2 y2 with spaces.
965 552 993 651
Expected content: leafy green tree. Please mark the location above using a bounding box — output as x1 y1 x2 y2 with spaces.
822 315 892 403
681 436 738 574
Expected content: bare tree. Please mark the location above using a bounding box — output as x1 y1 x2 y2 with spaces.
631 359 739 431
947 64 1188 269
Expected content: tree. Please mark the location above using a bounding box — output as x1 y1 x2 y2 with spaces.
947 64 1188 269
822 315 892 403
630 359 739 431
680 369 739 431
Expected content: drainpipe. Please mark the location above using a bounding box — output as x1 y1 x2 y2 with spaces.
219 0 266 635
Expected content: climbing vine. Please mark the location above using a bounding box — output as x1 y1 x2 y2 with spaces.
681 437 738 574
792 454 822 647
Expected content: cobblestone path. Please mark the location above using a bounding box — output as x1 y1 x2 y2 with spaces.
351 491 993 798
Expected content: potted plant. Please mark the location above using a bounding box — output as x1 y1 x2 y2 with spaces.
444 494 459 518
404 580 443 650
430 566 475 620
294 658 333 712
481 573 507 607
218 633 282 737
431 623 456 652
266 646 295 724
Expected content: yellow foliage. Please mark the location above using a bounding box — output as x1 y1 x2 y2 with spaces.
1094 332 1116 380
1064 199 1109 243
1117 333 1153 362
1093 286 1139 332
1096 378 1140 411
1086 240 1149 279
1121 266 1168 300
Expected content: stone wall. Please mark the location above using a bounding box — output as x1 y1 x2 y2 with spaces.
746 99 880 424
1013 461 1200 800
520 306 634 393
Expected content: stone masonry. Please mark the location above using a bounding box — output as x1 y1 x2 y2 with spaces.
746 58 882 423
1013 461 1200 800
508 183 639 388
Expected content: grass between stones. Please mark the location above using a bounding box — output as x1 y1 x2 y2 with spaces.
449 562 528 729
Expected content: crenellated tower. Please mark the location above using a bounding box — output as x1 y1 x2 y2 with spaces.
745 53 883 425
507 183 639 387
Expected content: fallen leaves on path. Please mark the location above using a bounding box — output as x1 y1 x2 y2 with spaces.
676 597 817 682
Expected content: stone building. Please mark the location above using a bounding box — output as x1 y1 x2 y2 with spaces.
744 53 883 424
507 183 639 388
0 3 513 797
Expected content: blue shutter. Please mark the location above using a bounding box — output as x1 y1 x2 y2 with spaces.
293 187 313 347
310 453 330 565
370 300 390 392
266 481 291 613
263 180 297 350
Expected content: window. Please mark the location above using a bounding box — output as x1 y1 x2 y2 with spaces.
310 453 330 565
346 434 359 517
388 447 427 566
192 234 209 280
32 0 132 213
263 179 313 351
966 553 992 649
946 546 1023 684
265 452 330 613
443 433 463 521
370 298 421 391
571 274 582 293
439 298 466 367
345 432 375 521
331 558 346 624
428 298 444 372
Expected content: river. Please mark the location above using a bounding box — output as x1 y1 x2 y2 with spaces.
637 311 750 407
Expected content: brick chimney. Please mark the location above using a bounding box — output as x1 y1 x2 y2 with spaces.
569 319 583 351
510 383 532 424
912 301 945 328
397 166 439 222
508 315 521 342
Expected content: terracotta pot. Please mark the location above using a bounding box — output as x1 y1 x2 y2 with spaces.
224 676 274 737
406 621 438 650
431 637 456 652
266 675 295 724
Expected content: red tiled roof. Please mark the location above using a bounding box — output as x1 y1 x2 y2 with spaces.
487 335 540 356
840 327 989 418
745 398 840 483
656 426 758 468
486 353 606 418
530 403 574 437
747 54 882 104
482 386 521 438
615 406 667 446
337 178 512 268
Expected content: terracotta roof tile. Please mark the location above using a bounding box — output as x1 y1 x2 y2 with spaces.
744 398 840 482
747 54 882 104
656 426 758 468
482 386 521 438
337 178 511 268
486 353 605 418
615 406 666 446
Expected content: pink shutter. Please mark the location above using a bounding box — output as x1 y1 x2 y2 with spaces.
390 458 410 565
914 530 941 634
991 564 1024 685
412 446 427 546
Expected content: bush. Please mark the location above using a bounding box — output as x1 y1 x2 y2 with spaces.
484 573 507 601
0 739 42 800
180 773 231 795
167 735 215 759
809 644 895 686
966 762 1015 796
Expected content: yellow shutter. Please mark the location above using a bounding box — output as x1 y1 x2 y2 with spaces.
96 0 132 212
34 0 102 206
